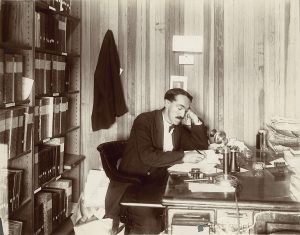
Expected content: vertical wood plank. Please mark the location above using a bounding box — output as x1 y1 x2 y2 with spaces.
223 0 234 137
214 0 224 130
127 0 137 115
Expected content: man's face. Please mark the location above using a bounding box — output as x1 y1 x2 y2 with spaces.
165 94 191 125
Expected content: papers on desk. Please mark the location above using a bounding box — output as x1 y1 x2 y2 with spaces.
168 150 222 174
188 182 235 193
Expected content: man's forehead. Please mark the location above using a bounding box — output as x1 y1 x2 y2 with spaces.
173 95 191 109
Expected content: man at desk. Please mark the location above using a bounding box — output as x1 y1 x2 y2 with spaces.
106 88 209 234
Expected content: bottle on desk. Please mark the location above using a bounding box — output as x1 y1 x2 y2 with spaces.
256 129 268 150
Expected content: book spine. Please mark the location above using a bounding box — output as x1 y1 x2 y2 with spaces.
36 192 53 235
53 97 60 136
35 52 41 96
45 54 52 94
60 97 68 133
40 53 46 95
4 54 15 104
16 107 25 156
14 54 23 102
51 55 58 93
34 104 40 144
35 12 41 48
24 106 33 152
0 111 6 159
0 49 4 105
34 147 39 190
5 110 13 159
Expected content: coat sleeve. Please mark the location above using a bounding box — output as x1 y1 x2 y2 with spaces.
179 122 209 151
132 116 184 168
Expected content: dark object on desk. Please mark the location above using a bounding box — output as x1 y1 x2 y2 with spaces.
97 140 142 235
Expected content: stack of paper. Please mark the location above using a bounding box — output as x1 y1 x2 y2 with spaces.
188 182 235 193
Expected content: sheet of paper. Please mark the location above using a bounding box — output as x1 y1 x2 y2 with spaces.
168 150 221 174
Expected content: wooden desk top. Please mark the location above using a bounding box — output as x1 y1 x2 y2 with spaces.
163 150 300 211
121 149 300 211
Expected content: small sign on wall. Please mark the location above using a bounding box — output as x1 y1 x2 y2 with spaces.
170 75 188 91
172 35 203 52
179 55 194 65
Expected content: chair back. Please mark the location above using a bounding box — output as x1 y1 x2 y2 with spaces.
97 140 141 184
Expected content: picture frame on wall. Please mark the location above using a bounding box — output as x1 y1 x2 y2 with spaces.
170 76 188 91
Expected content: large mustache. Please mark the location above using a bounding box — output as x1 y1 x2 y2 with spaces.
175 116 184 120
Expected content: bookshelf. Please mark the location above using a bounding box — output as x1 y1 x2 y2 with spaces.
0 0 84 234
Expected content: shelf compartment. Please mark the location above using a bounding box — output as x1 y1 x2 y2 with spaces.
63 154 85 202
35 47 69 56
0 99 31 109
9 197 31 217
66 56 80 92
35 1 80 21
0 49 34 106
1 1 34 48
0 42 32 51
8 150 31 162
66 17 81 55
65 127 80 154
63 153 85 171
34 174 62 194
67 93 80 129
7 152 33 204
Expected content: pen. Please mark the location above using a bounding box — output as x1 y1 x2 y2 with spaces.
195 149 206 159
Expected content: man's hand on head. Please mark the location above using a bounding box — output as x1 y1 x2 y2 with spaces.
186 110 202 125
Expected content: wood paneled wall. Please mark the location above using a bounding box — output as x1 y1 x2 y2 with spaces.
81 0 300 170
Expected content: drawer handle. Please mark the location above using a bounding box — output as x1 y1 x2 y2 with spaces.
224 212 247 218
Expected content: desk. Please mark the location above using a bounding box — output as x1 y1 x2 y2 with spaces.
162 151 300 234
121 151 300 234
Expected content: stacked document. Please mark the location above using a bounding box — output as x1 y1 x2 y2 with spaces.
168 150 221 175
188 182 235 193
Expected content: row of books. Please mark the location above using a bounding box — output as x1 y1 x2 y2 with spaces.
34 96 68 143
35 178 72 235
35 12 66 52
38 0 72 14
34 137 65 189
0 50 25 105
35 52 67 96
0 106 33 159
0 168 23 217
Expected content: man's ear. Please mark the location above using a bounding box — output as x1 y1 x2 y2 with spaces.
165 99 171 107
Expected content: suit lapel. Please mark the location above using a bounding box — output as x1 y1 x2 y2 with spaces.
172 126 180 150
154 110 164 149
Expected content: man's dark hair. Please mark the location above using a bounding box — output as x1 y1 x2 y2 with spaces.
164 88 193 102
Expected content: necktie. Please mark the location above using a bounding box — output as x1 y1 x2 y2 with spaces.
169 125 175 133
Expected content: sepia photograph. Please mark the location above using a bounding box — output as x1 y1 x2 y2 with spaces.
1 0 300 235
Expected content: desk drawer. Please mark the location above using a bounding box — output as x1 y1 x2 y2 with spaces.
167 208 215 234
216 209 254 232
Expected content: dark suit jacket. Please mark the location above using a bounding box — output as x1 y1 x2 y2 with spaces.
91 29 128 131
104 109 208 219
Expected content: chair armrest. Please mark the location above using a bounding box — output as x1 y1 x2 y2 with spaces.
110 171 142 184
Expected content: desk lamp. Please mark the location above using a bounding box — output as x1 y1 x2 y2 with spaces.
210 129 239 189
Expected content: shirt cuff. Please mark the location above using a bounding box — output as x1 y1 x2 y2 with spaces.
193 118 202 125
